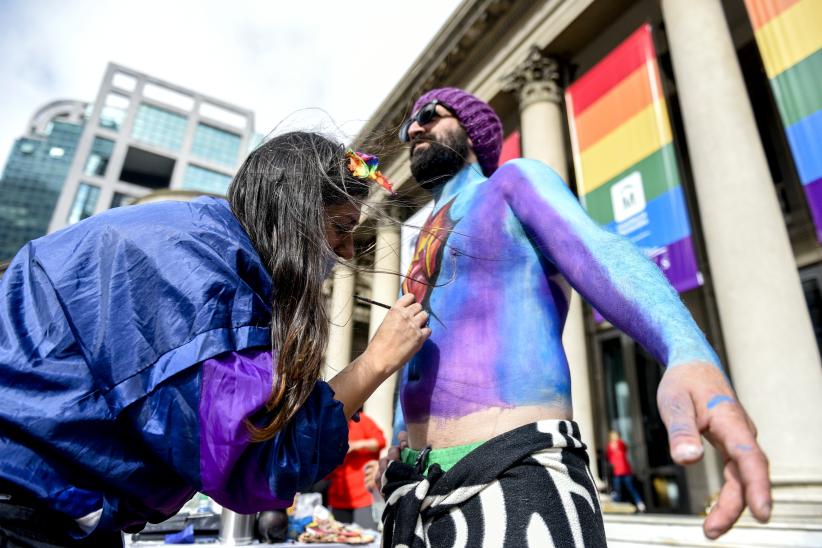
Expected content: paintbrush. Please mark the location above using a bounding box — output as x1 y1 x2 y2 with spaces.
353 294 392 310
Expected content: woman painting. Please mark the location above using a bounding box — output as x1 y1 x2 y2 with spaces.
0 132 429 546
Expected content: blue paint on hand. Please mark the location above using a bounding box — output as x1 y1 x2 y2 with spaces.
707 395 735 410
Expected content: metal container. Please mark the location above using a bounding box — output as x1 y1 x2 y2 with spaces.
218 509 256 545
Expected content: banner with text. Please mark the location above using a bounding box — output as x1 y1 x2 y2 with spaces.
744 0 822 241
565 24 702 293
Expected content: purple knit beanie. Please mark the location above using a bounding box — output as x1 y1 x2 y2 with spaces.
413 87 503 176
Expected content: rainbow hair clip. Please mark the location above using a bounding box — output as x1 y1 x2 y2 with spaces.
345 149 396 195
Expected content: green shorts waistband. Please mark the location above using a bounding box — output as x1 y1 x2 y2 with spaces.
401 440 484 474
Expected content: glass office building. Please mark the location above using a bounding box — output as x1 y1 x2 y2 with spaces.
0 101 87 261
0 65 255 262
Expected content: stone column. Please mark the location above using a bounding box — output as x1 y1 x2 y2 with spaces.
325 263 356 380
503 48 602 483
365 217 402 443
662 0 822 516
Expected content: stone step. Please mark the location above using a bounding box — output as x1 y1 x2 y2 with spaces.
604 514 822 547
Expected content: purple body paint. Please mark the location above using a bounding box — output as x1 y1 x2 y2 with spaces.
401 160 720 425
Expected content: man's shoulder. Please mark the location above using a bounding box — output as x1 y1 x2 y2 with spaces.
488 158 563 182
487 158 568 195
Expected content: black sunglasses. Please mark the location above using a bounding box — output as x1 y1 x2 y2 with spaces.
399 100 452 142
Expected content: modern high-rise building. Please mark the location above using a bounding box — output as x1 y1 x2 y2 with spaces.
0 100 87 261
48 63 255 232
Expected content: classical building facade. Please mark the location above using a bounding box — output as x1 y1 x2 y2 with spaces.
328 0 822 520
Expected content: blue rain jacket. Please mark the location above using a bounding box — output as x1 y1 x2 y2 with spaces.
0 197 348 536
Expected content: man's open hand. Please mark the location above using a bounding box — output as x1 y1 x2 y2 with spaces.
657 362 771 539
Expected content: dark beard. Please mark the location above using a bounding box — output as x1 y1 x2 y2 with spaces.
409 129 470 190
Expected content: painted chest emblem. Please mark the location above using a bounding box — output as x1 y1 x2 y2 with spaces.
403 197 458 311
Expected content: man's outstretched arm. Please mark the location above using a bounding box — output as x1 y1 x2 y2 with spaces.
500 158 771 537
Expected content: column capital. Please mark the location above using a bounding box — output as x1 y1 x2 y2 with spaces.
502 46 562 109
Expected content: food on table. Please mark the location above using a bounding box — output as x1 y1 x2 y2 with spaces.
297 517 375 545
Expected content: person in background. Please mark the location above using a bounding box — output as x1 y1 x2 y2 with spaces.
328 410 386 529
606 430 647 512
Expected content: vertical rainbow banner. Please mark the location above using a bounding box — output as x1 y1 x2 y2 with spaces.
744 0 822 241
565 24 702 293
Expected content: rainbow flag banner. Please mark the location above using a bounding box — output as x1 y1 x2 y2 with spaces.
744 0 822 241
565 24 702 293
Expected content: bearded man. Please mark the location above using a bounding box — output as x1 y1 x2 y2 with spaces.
379 88 771 548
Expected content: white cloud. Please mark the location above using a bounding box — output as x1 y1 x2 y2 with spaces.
0 0 460 167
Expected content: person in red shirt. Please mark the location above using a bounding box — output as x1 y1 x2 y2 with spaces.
606 430 647 512
328 410 386 528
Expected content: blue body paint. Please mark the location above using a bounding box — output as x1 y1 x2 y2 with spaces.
401 159 722 424
707 395 735 410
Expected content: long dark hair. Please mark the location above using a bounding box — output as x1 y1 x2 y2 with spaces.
228 131 369 442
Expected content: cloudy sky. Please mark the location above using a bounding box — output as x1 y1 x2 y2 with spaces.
0 0 461 167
